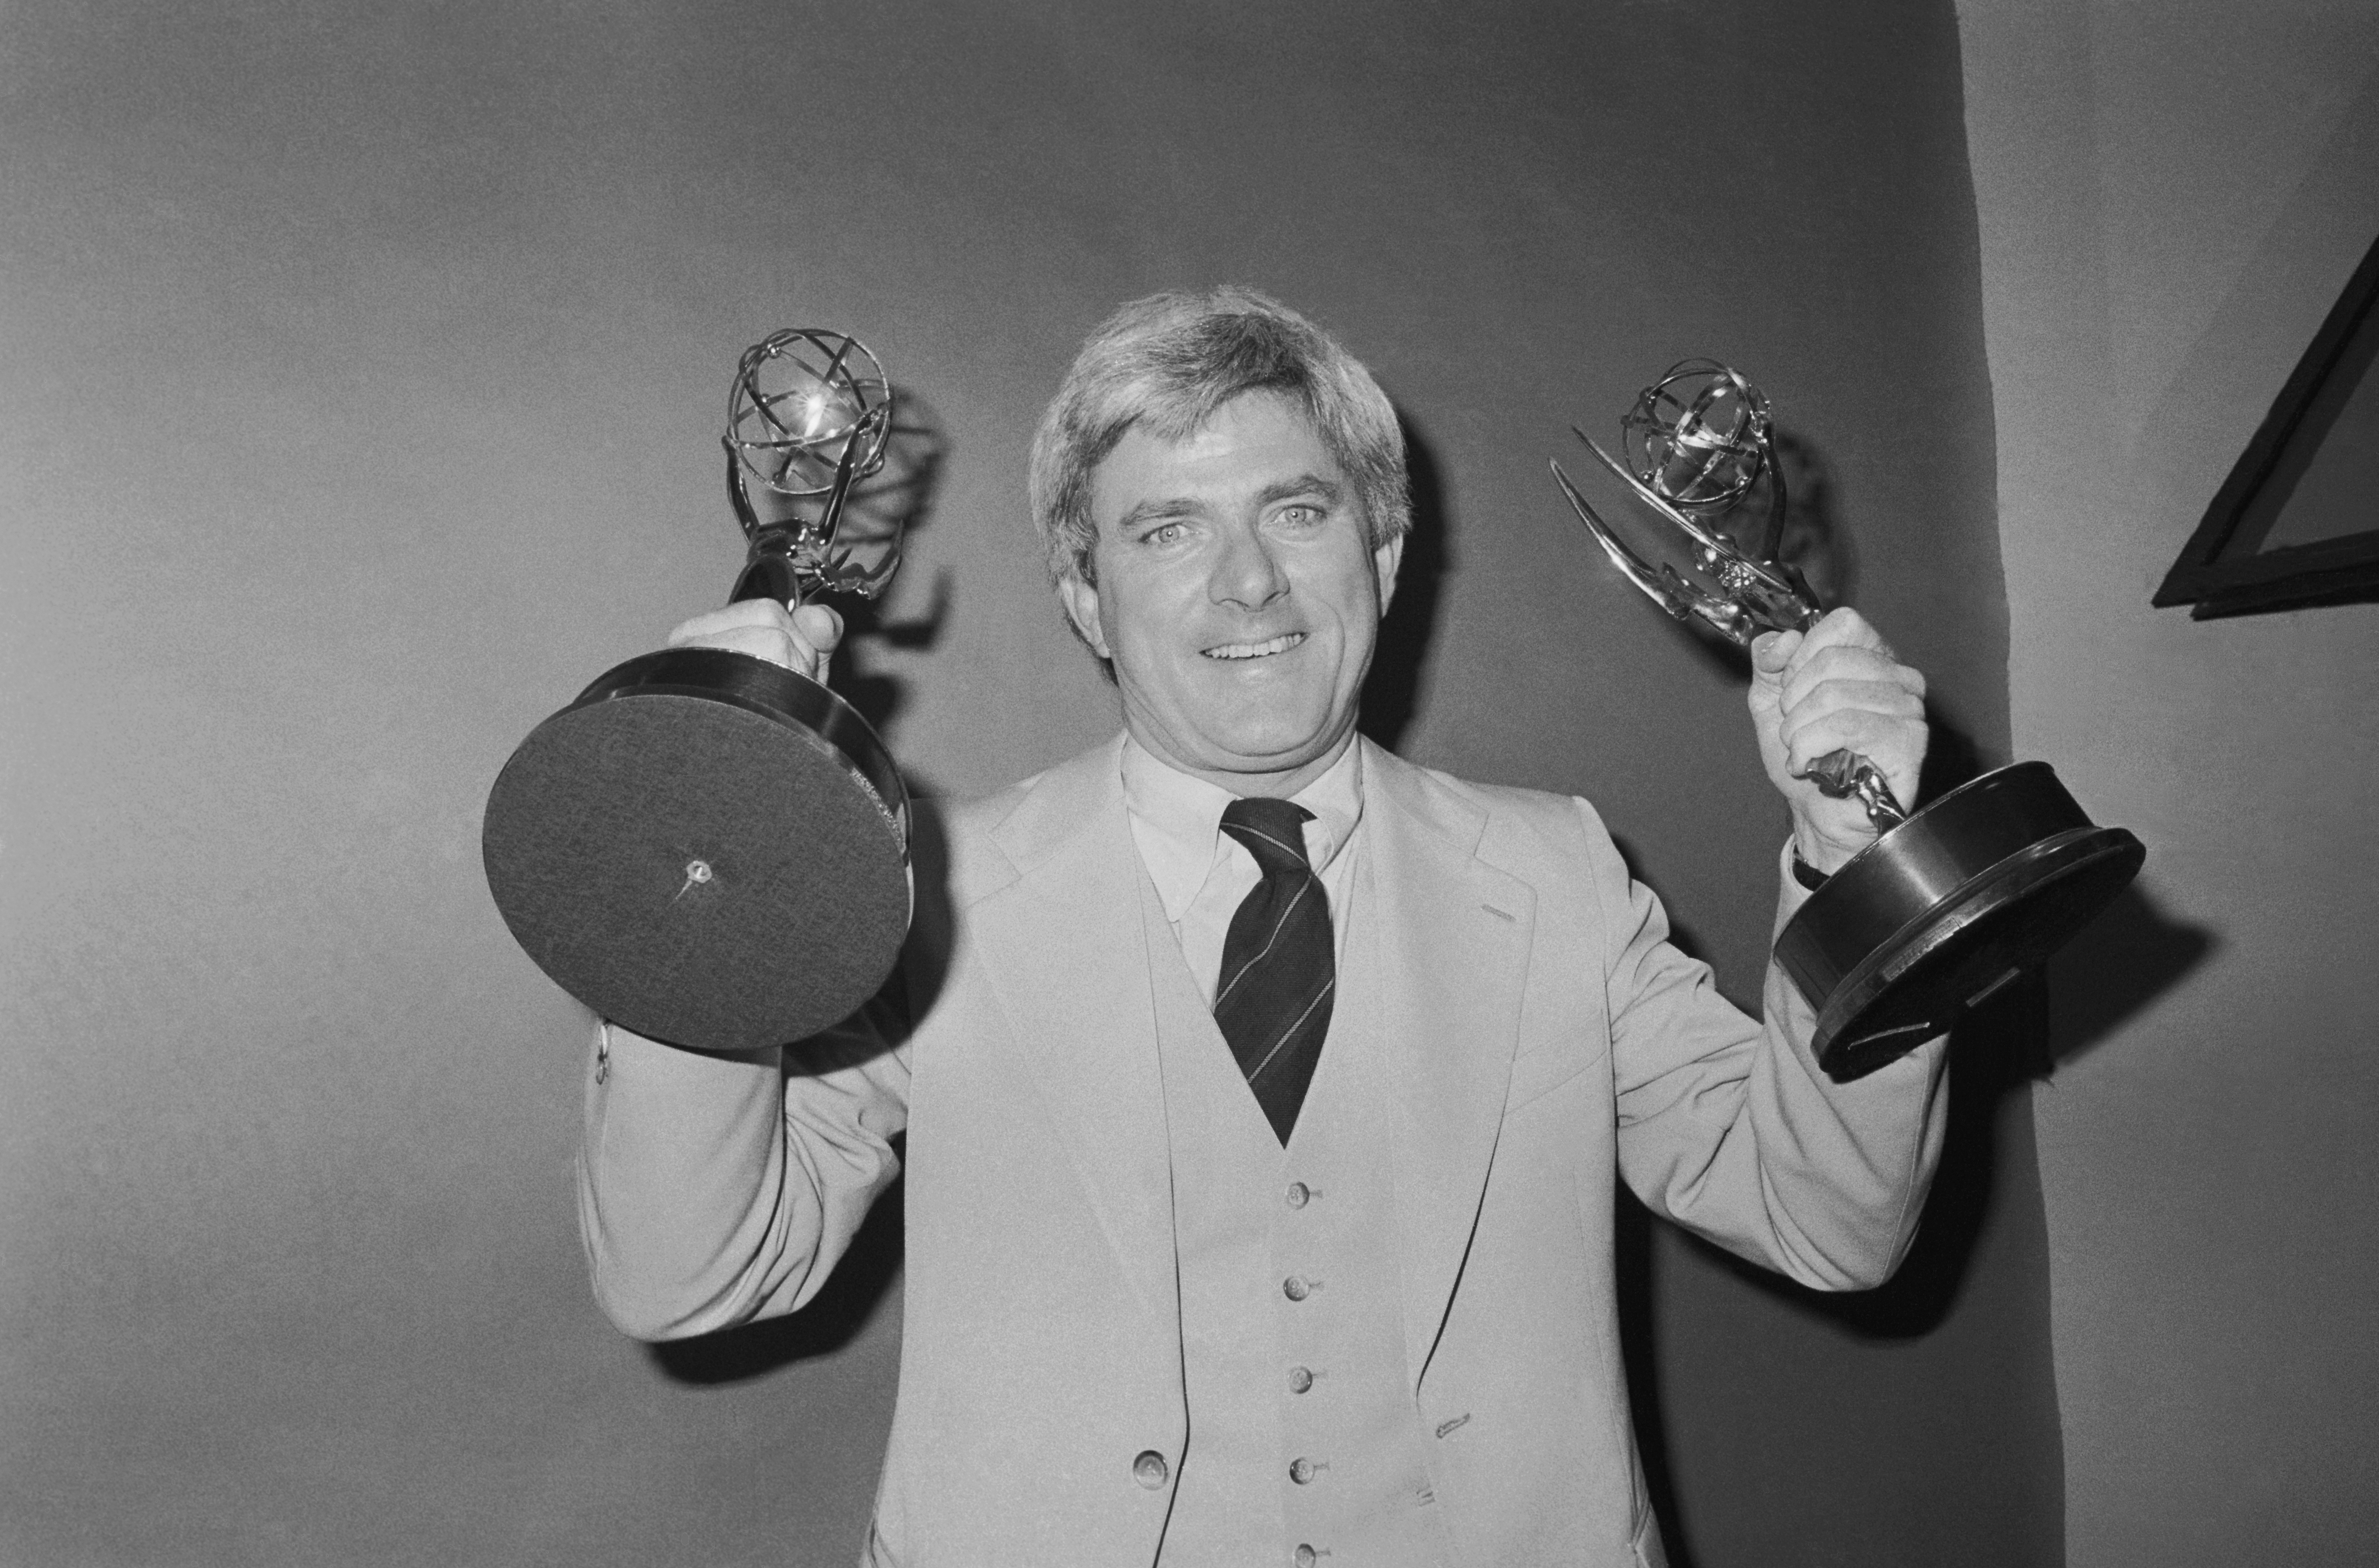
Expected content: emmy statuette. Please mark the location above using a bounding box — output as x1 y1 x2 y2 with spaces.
1553 362 2146 1081
483 330 912 1052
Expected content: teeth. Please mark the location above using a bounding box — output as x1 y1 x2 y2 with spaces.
1204 632 1305 660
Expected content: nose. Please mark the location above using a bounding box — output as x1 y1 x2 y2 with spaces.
1210 521 1288 610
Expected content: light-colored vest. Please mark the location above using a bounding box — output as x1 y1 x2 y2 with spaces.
1140 851 1454 1567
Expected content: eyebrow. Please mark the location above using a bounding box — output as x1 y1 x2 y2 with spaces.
1113 497 1205 533
1109 473 1346 535
1255 473 1345 509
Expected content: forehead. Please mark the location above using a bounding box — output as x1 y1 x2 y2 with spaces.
1087 391 1341 523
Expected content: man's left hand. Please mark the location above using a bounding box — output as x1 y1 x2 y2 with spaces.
1749 608 1929 875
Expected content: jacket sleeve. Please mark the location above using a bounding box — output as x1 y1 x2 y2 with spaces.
1588 801 1949 1291
575 991 911 1341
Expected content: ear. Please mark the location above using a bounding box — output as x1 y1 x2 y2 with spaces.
1056 569 1112 659
1372 531 1406 616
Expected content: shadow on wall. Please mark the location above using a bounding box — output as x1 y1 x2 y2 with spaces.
1770 428 1857 614
1360 410 1454 755
2043 882 2214 1070
828 386 955 739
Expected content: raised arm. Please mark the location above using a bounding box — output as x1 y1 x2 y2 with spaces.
577 1006 909 1341
1607 607 1946 1288
1600 823 1946 1290
574 597 910 1340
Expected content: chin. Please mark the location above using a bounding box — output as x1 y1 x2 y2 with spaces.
1195 712 1344 772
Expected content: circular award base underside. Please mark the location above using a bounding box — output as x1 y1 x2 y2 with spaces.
1775 762 2146 1083
483 658 910 1053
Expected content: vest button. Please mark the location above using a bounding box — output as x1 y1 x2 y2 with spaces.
1290 1456 1317 1484
1283 1276 1310 1302
1132 1450 1169 1489
1295 1545 1318 1566
1285 1181 1311 1209
1287 1365 1314 1394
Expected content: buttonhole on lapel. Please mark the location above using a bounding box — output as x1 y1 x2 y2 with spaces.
1434 1412 1472 1439
1480 903 1515 923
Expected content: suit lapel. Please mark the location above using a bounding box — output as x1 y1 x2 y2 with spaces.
967 738 1180 1328
1358 742 1537 1386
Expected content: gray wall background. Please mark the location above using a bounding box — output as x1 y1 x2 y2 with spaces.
3 3 2045 1564
1961 1 2379 1561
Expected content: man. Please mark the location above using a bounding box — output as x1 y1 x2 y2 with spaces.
580 288 1944 1567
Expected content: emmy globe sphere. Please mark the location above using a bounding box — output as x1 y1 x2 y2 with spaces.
1624 360 1773 515
728 329 893 505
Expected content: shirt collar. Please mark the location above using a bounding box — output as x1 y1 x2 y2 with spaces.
1120 734 1367 922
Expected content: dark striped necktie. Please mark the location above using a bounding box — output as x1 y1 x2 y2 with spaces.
1214 796 1335 1145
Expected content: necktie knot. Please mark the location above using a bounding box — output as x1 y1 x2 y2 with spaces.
1220 796 1314 876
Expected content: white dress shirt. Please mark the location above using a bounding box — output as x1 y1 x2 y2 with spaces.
1120 735 1365 1007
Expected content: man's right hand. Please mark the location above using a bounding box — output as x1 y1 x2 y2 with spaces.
664 600 843 683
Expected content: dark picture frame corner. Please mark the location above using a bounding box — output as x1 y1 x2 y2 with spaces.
2154 230 2379 620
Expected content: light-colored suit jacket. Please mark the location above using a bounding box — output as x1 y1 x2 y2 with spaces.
580 735 1947 1567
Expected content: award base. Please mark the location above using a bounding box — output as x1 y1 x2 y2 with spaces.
483 647 910 1053
1774 762 2145 1082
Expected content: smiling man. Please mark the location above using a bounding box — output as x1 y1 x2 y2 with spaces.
579 288 1947 1568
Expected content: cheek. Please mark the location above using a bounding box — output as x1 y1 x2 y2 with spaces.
1104 573 1199 654
1317 560 1384 641
1101 592 1151 658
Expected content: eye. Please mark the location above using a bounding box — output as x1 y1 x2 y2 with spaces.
1275 502 1324 528
1144 521 1186 545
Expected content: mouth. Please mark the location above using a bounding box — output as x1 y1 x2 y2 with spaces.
1202 632 1307 661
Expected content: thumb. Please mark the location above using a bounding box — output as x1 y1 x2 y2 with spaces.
1751 628 1800 678
791 603 844 660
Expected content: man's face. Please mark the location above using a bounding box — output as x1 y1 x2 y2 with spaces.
1058 391 1403 793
